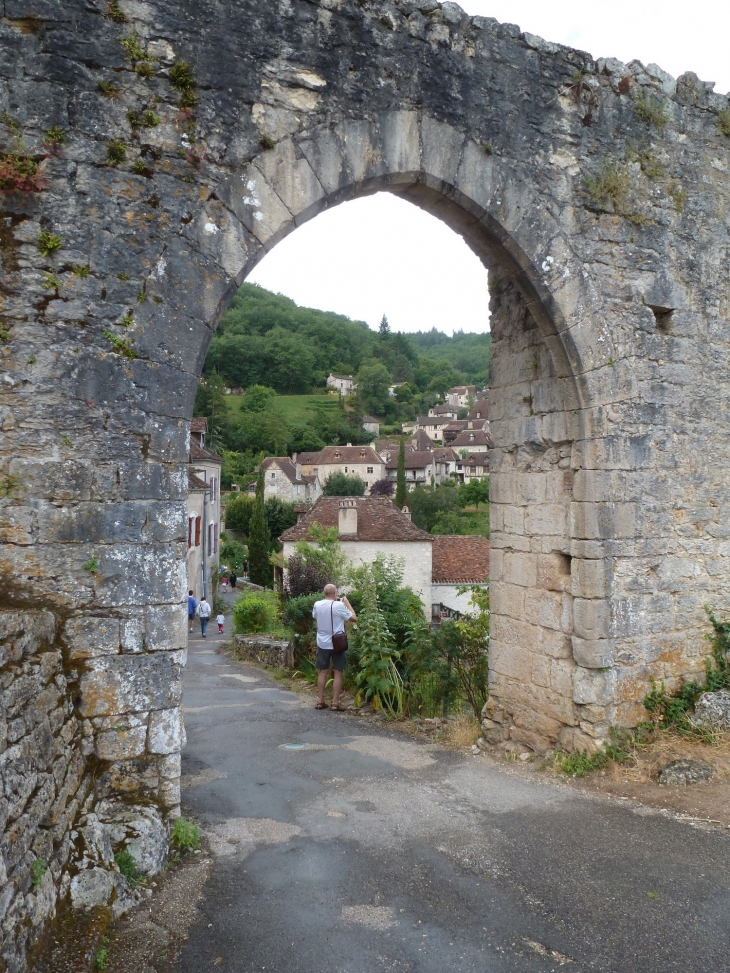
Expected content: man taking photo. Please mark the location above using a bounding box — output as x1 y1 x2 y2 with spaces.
312 584 356 712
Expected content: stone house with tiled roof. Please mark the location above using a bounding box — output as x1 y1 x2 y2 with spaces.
187 418 222 600
326 373 355 395
315 445 385 492
442 419 470 444
450 428 493 453
385 449 434 489
445 385 477 409
412 414 451 443
247 457 320 503
280 496 434 610
431 535 490 619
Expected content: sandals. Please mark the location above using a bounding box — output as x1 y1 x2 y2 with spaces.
315 702 328 710
330 704 346 712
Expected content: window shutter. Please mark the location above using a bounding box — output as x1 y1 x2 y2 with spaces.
195 516 201 546
187 517 192 548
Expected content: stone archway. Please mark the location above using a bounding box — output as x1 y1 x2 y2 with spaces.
2 1 729 965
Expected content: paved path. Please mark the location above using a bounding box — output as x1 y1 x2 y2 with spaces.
176 629 730 973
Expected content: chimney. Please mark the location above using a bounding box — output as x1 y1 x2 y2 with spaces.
338 498 358 536
296 461 302 481
402 506 411 520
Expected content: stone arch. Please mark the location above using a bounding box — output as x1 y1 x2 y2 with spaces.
3 1 730 963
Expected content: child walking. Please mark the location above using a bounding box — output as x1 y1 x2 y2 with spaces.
216 612 225 634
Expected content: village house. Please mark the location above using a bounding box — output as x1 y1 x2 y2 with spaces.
450 428 493 453
428 404 459 420
460 451 490 483
431 535 490 619
362 415 380 436
442 419 470 444
187 418 222 600
385 449 434 489
466 401 488 424
280 496 434 610
326 373 355 396
412 414 451 443
247 456 319 503
432 446 461 483
445 385 476 409
313 444 385 492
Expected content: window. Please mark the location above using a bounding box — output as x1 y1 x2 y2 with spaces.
194 516 201 547
344 467 348 473
208 522 214 553
209 476 217 500
214 525 219 554
270 472 276 478
367 467 373 474
297 485 301 494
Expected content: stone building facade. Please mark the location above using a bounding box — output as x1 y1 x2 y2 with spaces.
2 0 730 964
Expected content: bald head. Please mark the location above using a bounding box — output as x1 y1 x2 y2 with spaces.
323 584 337 599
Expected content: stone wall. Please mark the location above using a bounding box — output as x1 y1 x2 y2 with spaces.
2 0 730 962
232 635 296 670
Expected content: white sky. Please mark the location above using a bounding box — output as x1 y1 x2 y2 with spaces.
249 1 729 336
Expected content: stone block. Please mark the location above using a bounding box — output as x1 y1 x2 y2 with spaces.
523 590 563 631
79 654 183 718
537 552 571 592
502 552 537 588
571 558 613 599
525 504 567 537
558 726 602 753
94 715 148 761
489 581 524 619
572 637 615 669
573 599 611 640
550 657 577 697
147 708 186 755
573 667 615 705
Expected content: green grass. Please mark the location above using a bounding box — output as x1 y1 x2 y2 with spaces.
170 816 200 851
227 393 341 426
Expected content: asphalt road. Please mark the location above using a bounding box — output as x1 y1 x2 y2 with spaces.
176 627 730 973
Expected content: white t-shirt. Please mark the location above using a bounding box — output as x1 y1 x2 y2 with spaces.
312 598 353 650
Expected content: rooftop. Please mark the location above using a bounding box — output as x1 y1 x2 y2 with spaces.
189 440 223 464
280 496 432 543
385 450 434 471
187 470 208 491
450 429 494 448
317 445 383 465
190 418 208 433
262 457 315 485
432 535 490 583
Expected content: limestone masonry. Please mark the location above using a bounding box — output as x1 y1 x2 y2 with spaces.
1 0 729 967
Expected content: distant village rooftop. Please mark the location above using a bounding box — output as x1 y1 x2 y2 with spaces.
280 496 431 543
432 535 490 584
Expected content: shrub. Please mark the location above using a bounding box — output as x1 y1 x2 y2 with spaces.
0 153 46 194
716 109 730 138
233 590 283 635
224 494 253 532
634 91 669 128
323 471 366 496
283 551 330 599
282 592 319 635
120 32 146 61
171 816 200 851
369 477 394 497
220 533 247 574
107 139 126 165
31 859 46 888
170 61 196 91
584 159 630 211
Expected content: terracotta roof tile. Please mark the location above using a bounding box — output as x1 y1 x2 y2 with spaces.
297 452 321 466
189 441 223 463
191 417 208 433
410 429 434 450
385 450 434 471
262 457 316 484
432 535 490 583
317 445 383 465
187 469 208 490
280 496 432 543
450 429 493 448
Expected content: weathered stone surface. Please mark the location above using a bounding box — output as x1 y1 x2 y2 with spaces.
657 760 714 786
69 868 115 911
148 708 186 755
98 802 167 876
690 690 730 729
3 3 730 964
232 635 296 669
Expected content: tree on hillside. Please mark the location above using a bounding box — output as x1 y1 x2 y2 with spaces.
395 439 406 510
240 385 277 412
224 494 253 533
379 314 391 338
323 472 366 497
409 483 459 532
459 477 490 510
355 359 392 416
265 496 297 549
370 478 394 498
248 463 271 586
193 373 228 450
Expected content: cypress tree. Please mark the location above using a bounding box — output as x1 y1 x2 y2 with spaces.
248 461 271 587
395 437 407 510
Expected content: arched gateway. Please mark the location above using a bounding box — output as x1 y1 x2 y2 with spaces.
1 1 729 965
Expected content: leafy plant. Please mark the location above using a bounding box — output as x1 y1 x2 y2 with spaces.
83 555 99 573
232 590 283 635
169 61 196 91
31 859 46 888
114 848 141 884
106 0 127 21
171 816 201 851
179 89 199 109
481 142 493 155
0 325 11 343
1 111 20 136
584 158 630 211
0 473 22 498
120 32 146 61
42 271 61 291
716 109 730 137
45 126 67 145
116 271 129 281
106 139 126 165
322 471 366 496
634 91 668 128
136 291 145 304
258 135 276 150
97 79 120 97
95 943 109 970
37 229 64 257
0 154 46 194
552 727 637 777
131 158 150 175
72 264 90 277
27 354 36 364
119 311 134 327
667 179 687 213
135 62 155 79
102 329 137 358
352 571 402 712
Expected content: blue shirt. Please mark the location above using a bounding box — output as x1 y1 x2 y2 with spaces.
188 595 198 615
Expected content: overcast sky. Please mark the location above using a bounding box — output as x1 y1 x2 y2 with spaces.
249 1 728 336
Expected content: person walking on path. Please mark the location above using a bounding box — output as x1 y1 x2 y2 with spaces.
230 571 237 590
312 584 356 711
216 611 225 634
197 596 212 638
187 590 198 633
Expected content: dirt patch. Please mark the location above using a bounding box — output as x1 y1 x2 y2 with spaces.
102 848 212 973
